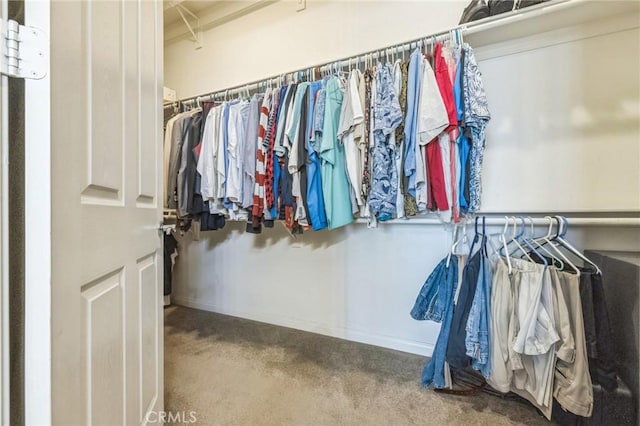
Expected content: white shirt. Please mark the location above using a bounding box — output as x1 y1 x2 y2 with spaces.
418 58 449 144
226 100 249 205
338 70 365 209
216 103 228 201
197 107 217 202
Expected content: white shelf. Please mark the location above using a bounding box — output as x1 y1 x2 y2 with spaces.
463 0 640 47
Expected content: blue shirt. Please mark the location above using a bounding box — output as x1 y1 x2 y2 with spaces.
320 77 353 229
404 49 424 198
306 81 327 231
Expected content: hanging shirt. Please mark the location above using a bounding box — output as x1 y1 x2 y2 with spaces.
218 102 233 210
404 49 423 199
265 86 286 214
434 42 458 132
177 109 202 217
320 77 353 230
287 83 310 224
196 106 218 203
311 82 326 154
393 60 406 219
417 56 449 213
455 49 470 213
252 88 273 226
462 44 491 213
164 112 183 208
306 81 327 231
368 64 403 221
337 70 365 210
296 88 312 225
226 100 249 206
242 94 263 209
274 84 296 157
166 112 192 210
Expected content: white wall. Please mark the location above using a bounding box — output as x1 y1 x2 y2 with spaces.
165 1 468 98
164 1 640 356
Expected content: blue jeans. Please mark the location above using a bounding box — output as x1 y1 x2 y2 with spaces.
465 250 493 378
410 257 459 388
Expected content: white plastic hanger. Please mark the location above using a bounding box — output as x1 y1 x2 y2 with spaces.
508 216 535 263
554 216 602 275
500 216 513 274
524 216 564 269
446 225 458 267
539 216 580 274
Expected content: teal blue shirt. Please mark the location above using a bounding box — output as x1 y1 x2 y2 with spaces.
320 77 353 229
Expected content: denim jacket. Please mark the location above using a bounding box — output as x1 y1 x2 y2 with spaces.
411 257 456 322
411 256 459 389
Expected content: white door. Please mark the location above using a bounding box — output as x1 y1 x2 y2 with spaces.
42 0 164 424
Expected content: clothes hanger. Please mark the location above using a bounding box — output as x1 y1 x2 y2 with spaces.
554 216 602 274
454 217 470 256
538 216 580 274
446 224 459 267
517 216 547 267
500 216 513 274
524 216 564 269
507 216 535 263
466 216 485 260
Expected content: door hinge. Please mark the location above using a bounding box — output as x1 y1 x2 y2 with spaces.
0 18 48 80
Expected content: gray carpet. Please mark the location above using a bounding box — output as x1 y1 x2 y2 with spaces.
165 305 550 426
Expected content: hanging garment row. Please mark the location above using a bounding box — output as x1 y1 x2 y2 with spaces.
163 38 490 234
411 216 617 422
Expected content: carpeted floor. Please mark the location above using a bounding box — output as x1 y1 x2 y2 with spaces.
165 305 550 426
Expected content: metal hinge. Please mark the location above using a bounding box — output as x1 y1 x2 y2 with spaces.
0 18 47 79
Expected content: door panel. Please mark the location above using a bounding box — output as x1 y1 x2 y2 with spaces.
50 0 163 424
138 255 159 423
138 0 159 206
84 0 124 203
82 269 125 426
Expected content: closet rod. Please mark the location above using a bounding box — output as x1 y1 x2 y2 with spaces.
178 28 458 106
176 0 572 106
355 216 640 227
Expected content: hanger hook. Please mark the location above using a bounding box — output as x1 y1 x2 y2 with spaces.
560 216 569 238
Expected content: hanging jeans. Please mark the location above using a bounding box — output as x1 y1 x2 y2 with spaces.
410 257 459 389
446 250 481 369
465 248 493 378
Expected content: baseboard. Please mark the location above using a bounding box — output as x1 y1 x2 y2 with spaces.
170 296 434 357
